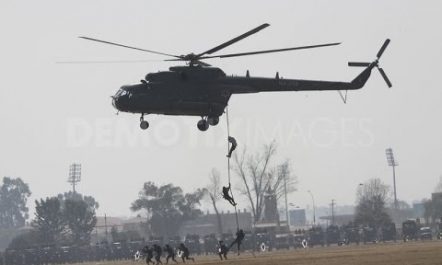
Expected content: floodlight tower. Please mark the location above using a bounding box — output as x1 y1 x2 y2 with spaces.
68 163 82 194
385 148 398 209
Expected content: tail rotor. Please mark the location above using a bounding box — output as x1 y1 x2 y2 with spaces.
348 39 392 88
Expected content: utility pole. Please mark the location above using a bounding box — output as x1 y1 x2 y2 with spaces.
104 213 109 243
331 199 336 225
308 190 316 225
68 163 81 194
278 164 290 227
283 170 289 226
386 148 399 210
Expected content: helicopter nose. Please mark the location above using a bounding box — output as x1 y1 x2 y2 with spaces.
111 95 119 110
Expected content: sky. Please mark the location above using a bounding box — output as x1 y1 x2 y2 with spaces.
1 0 442 219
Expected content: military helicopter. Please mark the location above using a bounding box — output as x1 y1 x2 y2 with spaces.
80 23 391 131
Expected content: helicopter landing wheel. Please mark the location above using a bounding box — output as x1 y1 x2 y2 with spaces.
140 114 149 130
140 120 149 130
197 119 209 131
207 116 219 126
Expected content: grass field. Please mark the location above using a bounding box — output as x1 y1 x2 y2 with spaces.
80 241 442 265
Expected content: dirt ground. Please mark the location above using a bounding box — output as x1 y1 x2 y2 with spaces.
81 241 442 265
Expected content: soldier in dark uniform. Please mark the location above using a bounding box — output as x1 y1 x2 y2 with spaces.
222 183 236 206
142 245 154 265
153 244 163 265
229 229 245 255
217 241 228 260
226 136 237 158
163 244 177 264
178 243 194 263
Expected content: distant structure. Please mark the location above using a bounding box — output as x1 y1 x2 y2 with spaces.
330 199 336 225
319 214 354 226
385 148 399 209
432 192 442 205
178 210 252 237
263 187 278 223
68 163 82 193
289 209 306 226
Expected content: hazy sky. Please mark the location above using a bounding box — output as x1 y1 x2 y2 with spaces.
1 0 441 219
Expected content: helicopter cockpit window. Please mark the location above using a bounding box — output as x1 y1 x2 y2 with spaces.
116 89 131 97
115 89 123 97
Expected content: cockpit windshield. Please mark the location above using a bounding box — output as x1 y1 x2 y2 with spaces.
115 87 131 97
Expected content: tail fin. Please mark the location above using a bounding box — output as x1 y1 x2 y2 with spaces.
349 39 392 89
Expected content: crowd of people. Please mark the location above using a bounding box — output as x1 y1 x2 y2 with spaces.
139 243 194 264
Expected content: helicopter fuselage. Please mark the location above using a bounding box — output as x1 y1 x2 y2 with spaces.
112 65 363 118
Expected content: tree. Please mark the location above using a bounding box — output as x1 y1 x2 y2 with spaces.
63 199 97 246
131 182 204 237
354 178 392 229
31 193 98 246
0 177 31 229
57 192 98 245
57 191 99 211
233 142 297 223
205 168 223 235
32 197 66 246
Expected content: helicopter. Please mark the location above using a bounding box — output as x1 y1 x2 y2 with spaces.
80 23 391 131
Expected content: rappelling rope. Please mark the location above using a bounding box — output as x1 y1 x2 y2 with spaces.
226 106 240 230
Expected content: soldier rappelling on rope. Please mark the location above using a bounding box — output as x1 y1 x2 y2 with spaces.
229 229 246 255
222 136 238 206
222 183 237 206
226 136 237 158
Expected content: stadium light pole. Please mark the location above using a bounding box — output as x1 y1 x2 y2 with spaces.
68 163 81 194
385 148 399 210
307 190 316 225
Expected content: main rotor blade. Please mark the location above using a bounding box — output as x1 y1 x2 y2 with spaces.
378 67 392 88
79 36 181 58
56 59 165 64
348 62 371 67
199 42 341 59
377 39 390 59
196 23 270 57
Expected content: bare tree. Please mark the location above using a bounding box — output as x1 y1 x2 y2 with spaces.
205 168 223 235
272 160 298 201
232 142 297 223
354 178 392 229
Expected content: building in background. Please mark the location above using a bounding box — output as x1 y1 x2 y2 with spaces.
412 202 425 218
432 192 442 203
178 209 252 237
289 209 306 226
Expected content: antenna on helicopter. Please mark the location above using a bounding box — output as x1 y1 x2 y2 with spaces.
337 90 348 104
